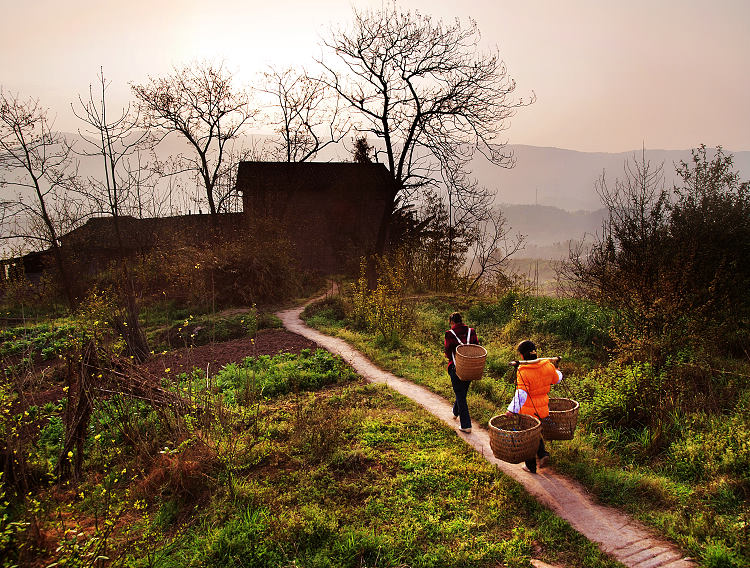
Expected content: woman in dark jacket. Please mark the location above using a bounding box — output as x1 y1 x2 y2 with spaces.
444 312 479 433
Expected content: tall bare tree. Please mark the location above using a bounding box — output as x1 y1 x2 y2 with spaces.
132 62 255 218
74 68 156 224
0 90 81 307
260 67 349 162
319 4 533 253
73 69 153 361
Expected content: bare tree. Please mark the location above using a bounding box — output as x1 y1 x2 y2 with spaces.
431 150 525 293
74 68 156 224
129 147 167 218
0 89 82 307
73 69 153 361
440 159 490 277
132 61 255 218
214 143 256 213
568 152 669 311
260 67 349 162
464 208 524 294
319 3 533 253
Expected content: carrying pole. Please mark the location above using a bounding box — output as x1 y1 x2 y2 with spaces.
509 356 562 367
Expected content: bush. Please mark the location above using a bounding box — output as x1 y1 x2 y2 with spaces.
467 291 519 327
468 292 614 349
703 540 745 568
565 146 750 361
302 295 347 325
582 362 663 431
666 413 750 483
349 257 410 343
131 222 312 308
512 295 614 348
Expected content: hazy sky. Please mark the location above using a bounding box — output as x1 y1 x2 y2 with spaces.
2 0 748 153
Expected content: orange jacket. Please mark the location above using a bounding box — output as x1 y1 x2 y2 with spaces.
516 360 560 419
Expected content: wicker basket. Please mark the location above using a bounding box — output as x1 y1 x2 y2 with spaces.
455 344 487 381
541 398 580 441
488 414 541 463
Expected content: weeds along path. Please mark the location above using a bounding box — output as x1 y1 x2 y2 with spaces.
277 300 696 568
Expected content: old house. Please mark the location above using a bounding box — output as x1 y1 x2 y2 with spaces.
237 161 393 274
3 162 393 284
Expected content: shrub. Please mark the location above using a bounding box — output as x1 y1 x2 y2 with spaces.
132 222 312 308
138 443 219 504
511 295 614 348
302 295 347 325
467 291 519 327
583 362 663 431
32 415 65 475
565 146 750 361
350 257 410 343
703 540 745 568
467 292 614 350
666 413 750 483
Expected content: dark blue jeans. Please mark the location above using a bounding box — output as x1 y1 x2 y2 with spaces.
448 363 471 429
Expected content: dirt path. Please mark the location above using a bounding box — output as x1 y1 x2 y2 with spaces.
277 302 696 568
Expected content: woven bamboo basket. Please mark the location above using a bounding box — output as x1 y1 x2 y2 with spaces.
541 398 580 441
455 344 487 381
488 414 541 463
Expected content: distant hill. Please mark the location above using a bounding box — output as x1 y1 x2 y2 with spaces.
62 132 749 214
473 145 750 212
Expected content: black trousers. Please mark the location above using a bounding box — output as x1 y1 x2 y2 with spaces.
525 438 549 473
448 363 471 429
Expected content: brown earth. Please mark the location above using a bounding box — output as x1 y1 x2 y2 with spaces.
11 329 317 413
139 328 320 377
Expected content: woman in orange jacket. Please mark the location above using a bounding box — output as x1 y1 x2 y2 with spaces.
505 340 562 473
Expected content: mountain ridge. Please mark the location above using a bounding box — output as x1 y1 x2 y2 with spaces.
472 144 750 212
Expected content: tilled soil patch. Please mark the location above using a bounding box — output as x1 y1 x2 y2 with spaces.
139 328 320 377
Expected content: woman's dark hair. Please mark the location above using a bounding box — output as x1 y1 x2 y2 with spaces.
517 340 537 359
449 312 463 324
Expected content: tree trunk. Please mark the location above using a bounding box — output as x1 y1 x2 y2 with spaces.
369 187 398 288
111 215 150 363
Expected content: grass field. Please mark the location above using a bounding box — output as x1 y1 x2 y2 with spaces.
302 291 750 568
1 304 621 567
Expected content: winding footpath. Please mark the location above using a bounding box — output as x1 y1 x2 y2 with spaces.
277 301 696 568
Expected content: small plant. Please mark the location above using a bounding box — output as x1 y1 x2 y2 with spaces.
0 472 29 566
350 257 409 344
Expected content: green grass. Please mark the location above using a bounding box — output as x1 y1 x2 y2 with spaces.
7 289 749 567
0 304 282 367
302 291 750 567
128 383 619 568
142 307 262 352
6 348 620 567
